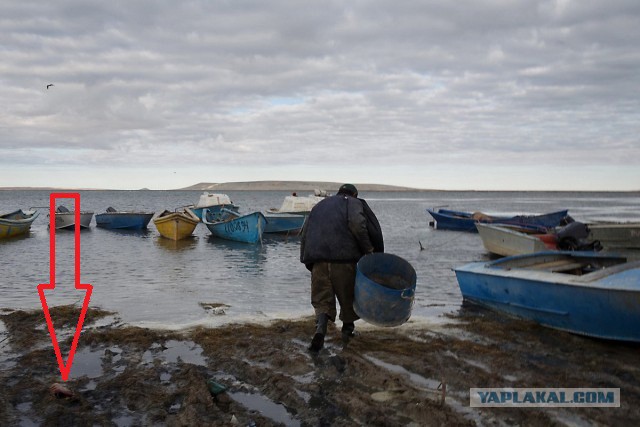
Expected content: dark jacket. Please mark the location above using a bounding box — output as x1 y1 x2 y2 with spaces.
300 194 383 267
361 198 384 253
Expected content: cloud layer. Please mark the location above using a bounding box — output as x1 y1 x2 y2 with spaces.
1 0 639 190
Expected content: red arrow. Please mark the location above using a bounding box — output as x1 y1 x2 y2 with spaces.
37 193 93 381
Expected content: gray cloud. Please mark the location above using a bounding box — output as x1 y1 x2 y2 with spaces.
1 0 639 189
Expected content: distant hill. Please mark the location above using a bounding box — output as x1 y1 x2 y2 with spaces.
179 181 426 192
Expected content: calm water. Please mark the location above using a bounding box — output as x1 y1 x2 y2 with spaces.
1 190 639 329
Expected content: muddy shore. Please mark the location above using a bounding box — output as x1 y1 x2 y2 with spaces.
1 305 638 426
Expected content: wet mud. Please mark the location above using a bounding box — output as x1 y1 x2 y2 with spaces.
1 304 638 426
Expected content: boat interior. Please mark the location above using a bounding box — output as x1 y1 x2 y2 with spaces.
492 252 628 276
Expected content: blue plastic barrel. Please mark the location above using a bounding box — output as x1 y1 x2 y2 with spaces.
353 253 417 327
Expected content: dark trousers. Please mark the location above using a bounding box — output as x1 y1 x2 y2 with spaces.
311 262 359 323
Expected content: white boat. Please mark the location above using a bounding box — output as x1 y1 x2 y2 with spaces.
588 223 640 261
263 212 307 234
263 191 327 234
189 192 238 220
51 205 93 229
588 223 640 250
267 191 327 214
476 223 557 257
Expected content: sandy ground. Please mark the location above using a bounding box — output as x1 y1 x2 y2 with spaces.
1 304 639 426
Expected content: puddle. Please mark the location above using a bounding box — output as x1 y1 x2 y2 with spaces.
111 410 138 427
16 401 32 412
163 340 207 365
142 340 207 366
69 346 104 379
81 380 97 391
228 391 300 427
364 354 442 390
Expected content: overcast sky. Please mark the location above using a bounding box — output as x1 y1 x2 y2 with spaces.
1 0 639 191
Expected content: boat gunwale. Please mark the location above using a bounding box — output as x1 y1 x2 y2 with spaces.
455 252 639 290
0 210 40 225
153 210 200 226
201 210 266 226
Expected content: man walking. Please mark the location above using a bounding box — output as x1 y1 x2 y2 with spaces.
300 184 384 352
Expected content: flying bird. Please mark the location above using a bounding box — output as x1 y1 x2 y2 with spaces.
46 84 54 89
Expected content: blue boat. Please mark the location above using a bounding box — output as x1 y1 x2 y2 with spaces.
427 208 569 232
202 209 266 244
95 207 154 230
454 251 640 342
263 213 306 234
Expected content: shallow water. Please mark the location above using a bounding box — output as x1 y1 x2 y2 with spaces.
1 190 639 328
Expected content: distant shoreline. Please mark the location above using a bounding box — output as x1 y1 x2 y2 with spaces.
0 181 638 193
0 181 428 192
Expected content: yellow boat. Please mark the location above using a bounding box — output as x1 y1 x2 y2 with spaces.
0 209 40 239
153 208 199 240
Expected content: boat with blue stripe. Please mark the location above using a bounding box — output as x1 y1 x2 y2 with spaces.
202 208 266 244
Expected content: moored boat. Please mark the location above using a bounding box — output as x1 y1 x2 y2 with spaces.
52 205 93 229
0 209 40 239
189 192 239 220
454 251 640 342
96 207 154 230
588 223 640 250
202 209 266 244
263 192 326 234
263 212 306 234
153 208 200 240
267 192 326 215
427 208 570 232
476 223 556 257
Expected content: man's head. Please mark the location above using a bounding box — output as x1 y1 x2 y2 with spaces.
338 183 358 197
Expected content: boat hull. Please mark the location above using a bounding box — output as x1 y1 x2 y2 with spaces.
153 210 199 240
204 211 266 243
263 213 306 234
476 223 555 257
454 252 640 342
53 212 94 229
96 212 154 230
0 209 40 239
427 209 569 232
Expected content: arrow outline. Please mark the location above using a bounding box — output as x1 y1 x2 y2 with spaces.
37 192 93 381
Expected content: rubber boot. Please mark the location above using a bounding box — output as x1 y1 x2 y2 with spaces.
341 322 355 346
309 313 329 352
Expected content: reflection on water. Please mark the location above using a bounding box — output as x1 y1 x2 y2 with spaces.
206 237 268 274
155 236 199 251
100 228 152 238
